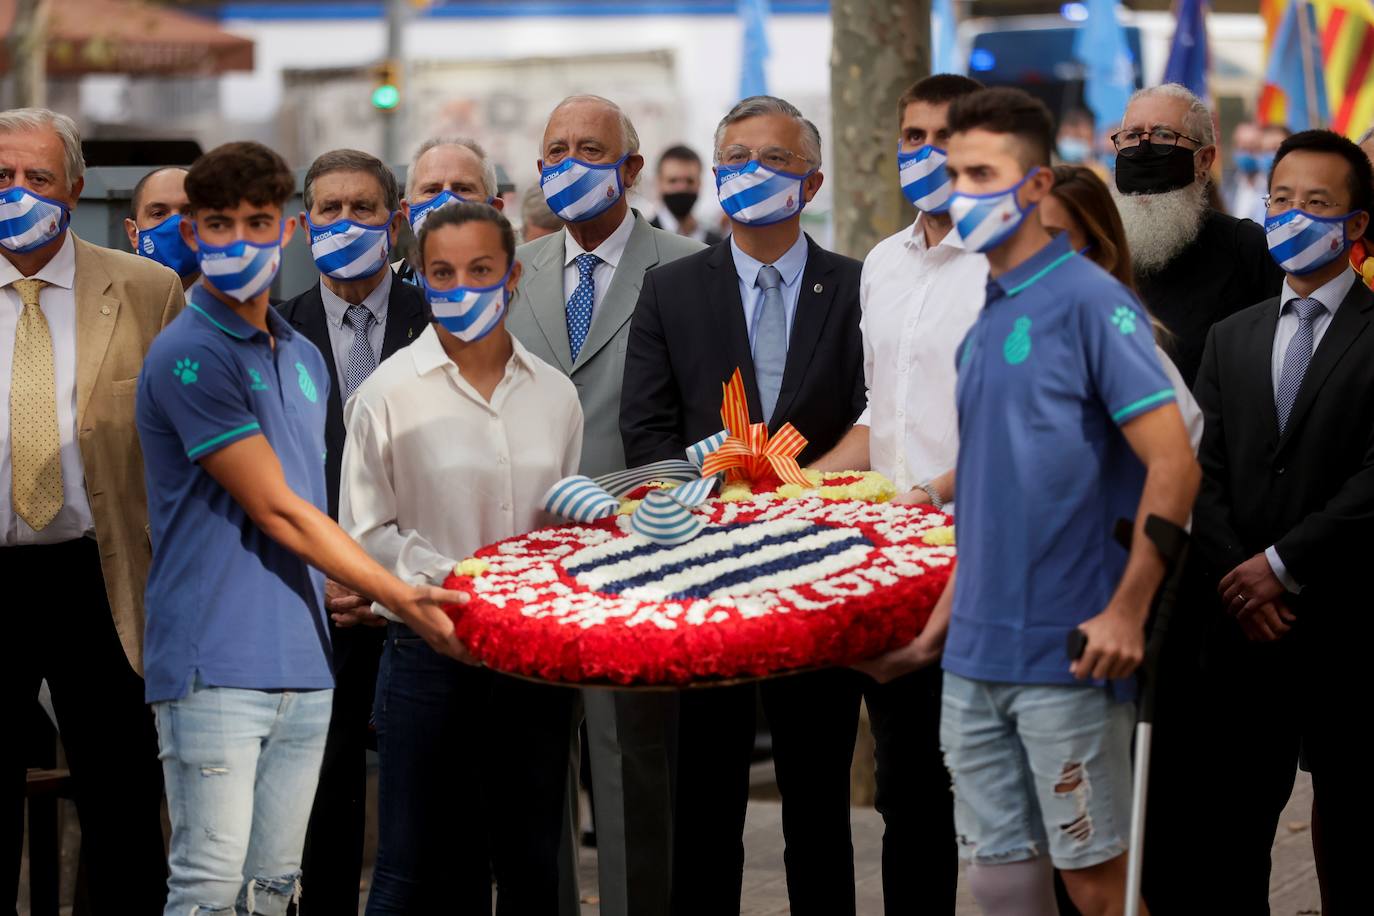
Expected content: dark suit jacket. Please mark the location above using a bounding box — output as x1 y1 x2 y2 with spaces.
649 214 725 247
277 277 430 518
620 235 865 467
1192 278 1374 622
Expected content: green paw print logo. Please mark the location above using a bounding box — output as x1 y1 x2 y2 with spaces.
248 368 269 392
173 358 199 385
1003 316 1032 365
1112 306 1139 335
295 362 318 403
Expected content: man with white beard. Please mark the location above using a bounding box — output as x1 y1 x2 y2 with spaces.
1111 84 1284 386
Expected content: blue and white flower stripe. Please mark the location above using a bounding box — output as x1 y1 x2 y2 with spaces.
0 187 69 253
716 161 811 226
540 155 626 223
197 236 282 303
308 216 392 280
898 145 952 213
686 430 728 469
1264 208 1354 276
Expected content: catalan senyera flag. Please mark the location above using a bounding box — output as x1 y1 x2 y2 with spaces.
1259 0 1374 138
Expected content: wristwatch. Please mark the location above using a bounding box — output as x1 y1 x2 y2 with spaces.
917 480 944 511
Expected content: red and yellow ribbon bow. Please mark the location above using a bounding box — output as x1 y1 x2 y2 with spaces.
700 369 813 489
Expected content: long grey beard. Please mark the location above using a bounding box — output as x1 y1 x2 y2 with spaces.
1111 181 1210 275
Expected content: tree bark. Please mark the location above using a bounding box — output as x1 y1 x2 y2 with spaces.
8 0 50 109
829 0 931 260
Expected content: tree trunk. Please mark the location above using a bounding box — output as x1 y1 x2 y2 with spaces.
829 0 931 260
8 0 50 109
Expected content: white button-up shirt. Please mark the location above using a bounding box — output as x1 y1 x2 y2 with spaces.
0 232 96 545
318 268 392 390
562 208 635 321
340 325 583 618
857 216 988 491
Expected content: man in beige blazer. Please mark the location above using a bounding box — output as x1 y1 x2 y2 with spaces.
1 107 183 913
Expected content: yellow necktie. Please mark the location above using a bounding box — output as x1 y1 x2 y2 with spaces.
10 278 63 531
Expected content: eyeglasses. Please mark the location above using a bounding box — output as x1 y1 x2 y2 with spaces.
1110 128 1205 152
715 144 812 172
1263 194 1346 215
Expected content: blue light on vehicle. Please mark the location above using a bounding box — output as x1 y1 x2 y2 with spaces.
969 48 997 71
1061 2 1089 21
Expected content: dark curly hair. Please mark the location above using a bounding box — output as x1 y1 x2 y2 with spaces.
185 141 295 214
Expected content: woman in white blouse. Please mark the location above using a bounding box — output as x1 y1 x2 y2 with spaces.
340 202 584 915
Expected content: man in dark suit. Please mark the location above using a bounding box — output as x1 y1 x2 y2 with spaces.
1192 129 1374 912
277 149 429 915
648 144 725 246
621 95 866 916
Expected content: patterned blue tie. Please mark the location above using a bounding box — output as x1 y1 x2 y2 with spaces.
1275 297 1324 433
567 253 600 361
753 264 787 424
343 305 377 400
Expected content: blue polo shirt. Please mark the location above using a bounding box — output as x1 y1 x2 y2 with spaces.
944 234 1175 694
136 285 334 703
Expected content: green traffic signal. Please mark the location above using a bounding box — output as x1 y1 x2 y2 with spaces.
371 84 400 110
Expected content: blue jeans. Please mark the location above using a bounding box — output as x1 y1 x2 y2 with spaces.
366 625 576 915
939 672 1134 871
154 678 332 916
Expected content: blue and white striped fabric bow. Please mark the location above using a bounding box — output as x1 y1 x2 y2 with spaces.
0 187 69 254
195 231 283 303
308 215 393 281
542 432 731 545
898 144 952 214
540 155 626 223
716 160 813 226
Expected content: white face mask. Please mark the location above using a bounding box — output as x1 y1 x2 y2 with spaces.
948 170 1041 253
715 160 813 226
0 187 69 253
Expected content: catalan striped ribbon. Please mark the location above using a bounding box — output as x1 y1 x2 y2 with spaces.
699 368 813 488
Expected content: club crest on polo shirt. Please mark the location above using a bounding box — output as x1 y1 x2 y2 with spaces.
296 362 318 403
248 368 269 391
1003 316 1032 365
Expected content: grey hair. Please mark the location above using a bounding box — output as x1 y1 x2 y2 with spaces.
520 184 562 233
713 95 823 168
304 149 401 212
1359 125 1374 146
548 94 641 157
0 107 85 188
406 136 498 200
1122 84 1215 147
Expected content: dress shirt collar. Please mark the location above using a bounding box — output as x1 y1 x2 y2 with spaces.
0 231 76 291
901 212 966 255
409 324 538 380
564 207 636 269
1278 268 1357 317
730 229 809 290
188 282 296 343
319 268 392 330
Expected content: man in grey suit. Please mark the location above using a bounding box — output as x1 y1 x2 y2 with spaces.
507 94 704 916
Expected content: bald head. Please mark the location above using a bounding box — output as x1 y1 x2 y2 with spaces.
543 95 641 162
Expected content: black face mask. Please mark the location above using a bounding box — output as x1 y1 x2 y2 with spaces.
1114 141 1198 195
661 191 698 220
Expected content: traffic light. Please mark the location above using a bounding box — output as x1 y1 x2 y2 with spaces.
371 60 401 111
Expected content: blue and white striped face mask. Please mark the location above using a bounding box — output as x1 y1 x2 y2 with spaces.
948 170 1040 254
540 156 626 223
715 160 813 226
194 226 283 303
0 187 70 253
1264 207 1360 276
423 265 512 343
898 144 952 213
307 214 393 281
408 190 489 234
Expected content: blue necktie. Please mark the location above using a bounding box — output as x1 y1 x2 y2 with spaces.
567 253 600 361
1275 297 1324 433
753 264 787 424
343 305 377 400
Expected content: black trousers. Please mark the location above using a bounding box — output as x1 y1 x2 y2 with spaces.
1197 614 1370 915
2 539 166 915
864 665 958 916
670 668 863 916
296 623 384 914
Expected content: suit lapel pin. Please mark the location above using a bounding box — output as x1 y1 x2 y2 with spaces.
408 327 414 339
813 283 823 294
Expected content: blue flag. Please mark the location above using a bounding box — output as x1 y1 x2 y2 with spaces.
1163 0 1209 98
932 0 962 76
739 0 771 100
1265 0 1330 130
1073 0 1135 133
